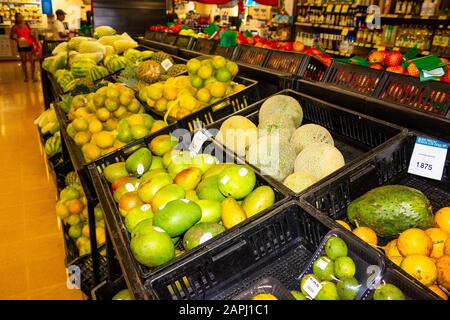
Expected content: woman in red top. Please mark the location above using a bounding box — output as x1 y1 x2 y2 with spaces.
10 13 37 82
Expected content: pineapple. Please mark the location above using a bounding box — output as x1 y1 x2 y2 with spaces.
151 51 174 64
167 64 187 76
137 60 162 83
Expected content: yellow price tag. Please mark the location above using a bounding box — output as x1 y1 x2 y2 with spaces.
341 27 349 36
342 5 349 13
334 4 342 12
326 4 333 12
438 15 446 20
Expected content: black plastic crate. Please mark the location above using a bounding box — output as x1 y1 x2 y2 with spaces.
62 222 79 265
140 76 259 132
206 89 406 197
88 130 289 299
297 228 385 300
377 73 450 118
144 30 156 41
232 44 270 67
322 61 387 97
362 268 439 300
42 40 65 58
264 50 304 75
174 35 194 49
149 200 392 300
232 277 294 300
152 31 165 42
212 45 236 59
67 253 109 299
163 32 178 45
191 38 216 54
301 132 450 221
92 276 129 300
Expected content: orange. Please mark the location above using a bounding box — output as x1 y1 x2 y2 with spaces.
400 254 437 286
384 239 403 259
425 228 449 259
336 220 352 231
427 285 448 300
436 255 450 290
66 199 85 215
390 256 403 267
397 228 433 257
445 238 450 256
435 207 450 233
353 226 378 246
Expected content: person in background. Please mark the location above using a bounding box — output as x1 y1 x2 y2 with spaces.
9 13 38 82
213 15 221 26
52 9 69 40
239 14 253 31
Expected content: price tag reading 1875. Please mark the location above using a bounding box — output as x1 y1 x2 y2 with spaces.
407 137 449 181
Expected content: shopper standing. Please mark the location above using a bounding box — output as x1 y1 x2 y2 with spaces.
9 13 37 82
52 9 69 40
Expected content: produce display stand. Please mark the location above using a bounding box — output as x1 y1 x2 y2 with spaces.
295 77 450 142
54 103 120 298
212 44 236 60
141 30 180 55
140 76 260 131
207 89 407 197
91 275 127 300
300 131 449 299
146 200 437 300
87 130 289 300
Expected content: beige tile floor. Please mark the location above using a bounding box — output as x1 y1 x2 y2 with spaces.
0 61 83 300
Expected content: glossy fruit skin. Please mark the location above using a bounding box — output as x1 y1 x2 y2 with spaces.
153 199 202 237
407 63 420 77
401 254 437 286
368 51 386 63
368 63 384 70
386 66 406 74
384 51 403 67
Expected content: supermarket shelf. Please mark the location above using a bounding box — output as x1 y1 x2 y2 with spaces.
354 12 450 22
352 42 450 58
296 3 365 8
295 22 356 31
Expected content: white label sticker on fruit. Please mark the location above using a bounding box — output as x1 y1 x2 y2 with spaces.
136 164 145 175
220 175 230 185
302 276 322 299
238 168 248 177
125 183 135 192
153 226 166 233
407 136 449 181
188 129 212 154
199 232 213 245
316 258 329 270
141 204 151 211
161 59 173 71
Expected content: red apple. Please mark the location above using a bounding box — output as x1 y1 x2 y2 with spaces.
384 51 403 67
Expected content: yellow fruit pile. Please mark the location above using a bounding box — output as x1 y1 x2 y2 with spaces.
56 179 106 256
138 56 246 121
383 207 450 300
336 207 450 300
66 83 166 162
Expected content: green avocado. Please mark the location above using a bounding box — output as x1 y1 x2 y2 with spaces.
347 185 433 238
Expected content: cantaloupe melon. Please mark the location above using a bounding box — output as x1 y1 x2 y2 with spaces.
294 143 345 179
258 112 296 142
216 116 258 157
283 171 319 193
259 95 303 127
246 135 296 181
290 124 334 154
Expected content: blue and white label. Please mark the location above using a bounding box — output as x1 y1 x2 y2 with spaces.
408 136 449 181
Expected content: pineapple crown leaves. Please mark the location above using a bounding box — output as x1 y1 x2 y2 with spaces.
117 62 139 88
58 94 73 113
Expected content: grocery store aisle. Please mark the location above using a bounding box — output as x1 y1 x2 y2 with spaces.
0 62 83 300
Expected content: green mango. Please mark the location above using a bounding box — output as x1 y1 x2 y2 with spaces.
141 114 155 129
149 134 179 156
117 119 133 143
125 148 153 176
191 154 219 173
182 222 225 250
103 162 128 183
202 163 232 180
195 199 221 223
124 205 153 233
196 175 226 202
151 184 186 212
174 167 203 191
153 199 202 237
149 156 164 170
137 172 173 203
242 186 275 218
217 165 256 200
